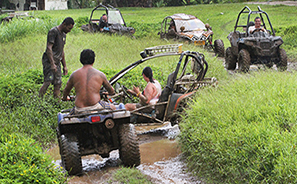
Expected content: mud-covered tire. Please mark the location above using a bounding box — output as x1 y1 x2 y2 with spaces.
238 49 251 73
214 39 225 57
61 134 82 175
225 47 237 70
118 124 140 167
56 128 64 166
277 48 287 71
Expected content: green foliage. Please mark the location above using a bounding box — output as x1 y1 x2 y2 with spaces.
0 129 66 183
0 70 73 146
179 71 297 183
127 21 160 38
75 16 89 28
0 17 81 43
108 167 153 184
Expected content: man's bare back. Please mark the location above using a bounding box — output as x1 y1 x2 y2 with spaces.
62 49 114 109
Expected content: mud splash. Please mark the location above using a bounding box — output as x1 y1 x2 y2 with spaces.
47 123 202 183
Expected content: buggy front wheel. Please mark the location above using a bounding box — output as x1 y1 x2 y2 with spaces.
238 49 251 73
277 48 287 71
214 39 225 57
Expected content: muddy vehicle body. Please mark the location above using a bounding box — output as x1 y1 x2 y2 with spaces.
81 4 135 36
159 14 225 57
225 6 287 72
57 44 216 175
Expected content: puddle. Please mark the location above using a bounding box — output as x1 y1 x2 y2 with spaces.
47 123 202 183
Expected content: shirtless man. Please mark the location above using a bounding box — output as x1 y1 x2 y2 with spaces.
125 67 162 111
62 49 115 114
248 17 267 34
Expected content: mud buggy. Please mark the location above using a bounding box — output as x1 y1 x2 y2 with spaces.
159 14 225 57
225 6 287 72
81 4 135 36
57 44 217 175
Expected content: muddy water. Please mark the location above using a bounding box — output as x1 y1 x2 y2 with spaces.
47 123 202 183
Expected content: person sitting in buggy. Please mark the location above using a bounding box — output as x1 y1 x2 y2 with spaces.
125 67 162 111
62 49 116 114
99 14 109 32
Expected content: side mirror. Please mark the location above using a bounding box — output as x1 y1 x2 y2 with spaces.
180 26 185 32
205 23 211 31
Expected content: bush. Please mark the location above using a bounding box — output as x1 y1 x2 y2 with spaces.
0 129 66 183
0 70 73 146
128 21 160 38
179 71 297 183
75 16 89 28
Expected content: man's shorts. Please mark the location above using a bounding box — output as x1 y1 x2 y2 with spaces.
42 54 62 85
69 101 113 115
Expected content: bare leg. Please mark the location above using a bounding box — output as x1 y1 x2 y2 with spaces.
53 84 62 99
39 81 51 98
125 103 136 111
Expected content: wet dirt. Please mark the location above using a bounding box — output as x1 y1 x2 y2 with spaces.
246 1 297 7
47 122 202 184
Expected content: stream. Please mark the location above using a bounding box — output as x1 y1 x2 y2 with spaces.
47 123 203 184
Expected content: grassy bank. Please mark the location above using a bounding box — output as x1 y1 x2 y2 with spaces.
179 71 297 183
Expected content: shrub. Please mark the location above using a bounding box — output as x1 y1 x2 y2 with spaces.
75 16 89 28
0 129 66 183
128 21 160 38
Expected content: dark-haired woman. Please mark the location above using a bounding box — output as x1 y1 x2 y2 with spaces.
125 67 161 111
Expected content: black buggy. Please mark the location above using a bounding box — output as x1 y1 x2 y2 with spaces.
81 4 135 36
225 6 287 72
56 44 217 175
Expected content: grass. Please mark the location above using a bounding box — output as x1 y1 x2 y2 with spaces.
179 71 297 183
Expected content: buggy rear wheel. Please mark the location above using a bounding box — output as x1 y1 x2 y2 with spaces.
277 48 287 71
238 49 250 73
225 47 237 70
118 124 140 167
60 134 82 175
214 39 225 57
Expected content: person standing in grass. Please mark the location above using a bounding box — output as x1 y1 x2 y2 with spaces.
39 17 75 98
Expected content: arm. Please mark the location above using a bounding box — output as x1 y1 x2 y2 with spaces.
102 74 115 95
46 42 57 72
134 83 155 104
61 50 68 75
62 74 74 101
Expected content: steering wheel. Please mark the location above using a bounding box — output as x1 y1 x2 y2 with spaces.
121 85 134 101
251 28 264 34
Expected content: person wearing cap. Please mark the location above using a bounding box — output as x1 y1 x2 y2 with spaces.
125 67 162 111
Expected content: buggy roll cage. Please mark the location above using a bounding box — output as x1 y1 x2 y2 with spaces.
109 44 208 87
89 4 127 27
234 6 275 36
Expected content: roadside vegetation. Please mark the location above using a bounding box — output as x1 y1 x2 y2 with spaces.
0 2 297 183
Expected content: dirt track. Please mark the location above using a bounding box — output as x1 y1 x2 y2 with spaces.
246 1 297 6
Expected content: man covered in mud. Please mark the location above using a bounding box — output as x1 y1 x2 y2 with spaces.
125 67 162 111
62 49 116 114
39 17 75 98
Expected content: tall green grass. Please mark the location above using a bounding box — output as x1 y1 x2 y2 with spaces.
179 71 297 183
